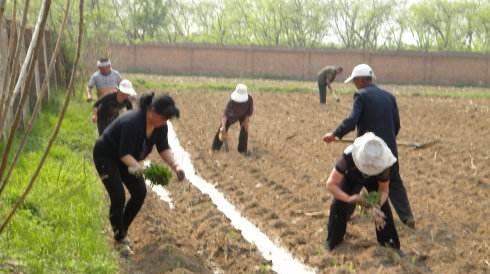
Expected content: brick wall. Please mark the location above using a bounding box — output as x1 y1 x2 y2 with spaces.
109 43 490 87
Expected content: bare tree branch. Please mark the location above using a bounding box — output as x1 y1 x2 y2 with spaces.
0 0 5 31
0 0 71 196
0 0 47 191
0 0 17 134
0 0 83 235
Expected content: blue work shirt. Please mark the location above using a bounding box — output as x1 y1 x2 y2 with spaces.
333 84 400 156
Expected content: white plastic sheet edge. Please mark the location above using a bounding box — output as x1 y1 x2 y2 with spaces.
166 121 316 274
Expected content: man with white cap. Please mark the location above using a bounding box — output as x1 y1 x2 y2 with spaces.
325 132 401 251
323 64 415 229
93 79 136 135
211 83 253 154
86 57 122 102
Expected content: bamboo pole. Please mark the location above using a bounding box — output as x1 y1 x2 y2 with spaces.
0 0 83 234
0 0 5 32
0 0 71 196
42 34 50 100
34 59 41 98
0 0 31 128
0 0 17 137
0 0 49 189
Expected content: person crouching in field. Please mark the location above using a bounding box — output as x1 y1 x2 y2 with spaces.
93 79 136 135
325 132 401 252
93 93 185 256
211 83 253 154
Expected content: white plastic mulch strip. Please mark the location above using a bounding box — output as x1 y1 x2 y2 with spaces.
144 160 175 209
167 122 316 274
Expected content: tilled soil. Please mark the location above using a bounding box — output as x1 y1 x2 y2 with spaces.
124 89 489 274
120 158 273 274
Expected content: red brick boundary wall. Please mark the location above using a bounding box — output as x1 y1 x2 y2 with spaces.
109 43 490 87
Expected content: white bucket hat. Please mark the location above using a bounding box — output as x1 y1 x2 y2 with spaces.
230 83 249 103
344 64 376 83
351 132 397 176
118 79 137 97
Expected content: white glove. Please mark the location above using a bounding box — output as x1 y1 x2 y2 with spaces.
128 164 145 176
372 205 387 231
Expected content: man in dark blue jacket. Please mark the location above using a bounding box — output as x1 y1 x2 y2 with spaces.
323 64 415 228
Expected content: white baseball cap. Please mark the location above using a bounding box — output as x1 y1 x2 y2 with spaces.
230 83 249 103
344 64 376 83
118 79 137 96
351 132 397 176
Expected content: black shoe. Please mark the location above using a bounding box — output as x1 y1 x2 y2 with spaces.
403 218 415 229
115 241 134 257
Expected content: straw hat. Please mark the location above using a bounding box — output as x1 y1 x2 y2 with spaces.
351 132 397 176
230 83 249 103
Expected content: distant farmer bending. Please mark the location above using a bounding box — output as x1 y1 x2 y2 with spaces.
317 65 343 104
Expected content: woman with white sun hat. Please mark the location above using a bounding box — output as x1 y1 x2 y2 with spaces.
325 132 401 251
211 83 253 154
93 79 136 135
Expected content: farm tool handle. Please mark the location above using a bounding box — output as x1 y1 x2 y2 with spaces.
335 138 438 150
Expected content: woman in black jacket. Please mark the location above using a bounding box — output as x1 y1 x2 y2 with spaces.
93 93 185 256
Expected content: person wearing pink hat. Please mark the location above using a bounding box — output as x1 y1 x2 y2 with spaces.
211 83 253 154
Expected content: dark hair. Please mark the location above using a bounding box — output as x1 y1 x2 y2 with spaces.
98 57 109 62
139 92 180 119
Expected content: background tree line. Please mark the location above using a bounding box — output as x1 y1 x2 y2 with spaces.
6 0 490 54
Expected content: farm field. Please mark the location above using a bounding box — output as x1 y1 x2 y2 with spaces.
122 75 489 274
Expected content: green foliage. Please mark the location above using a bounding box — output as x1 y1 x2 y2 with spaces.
144 163 173 187
361 191 381 208
258 262 272 273
408 0 489 51
0 92 119 273
226 228 241 241
5 0 490 52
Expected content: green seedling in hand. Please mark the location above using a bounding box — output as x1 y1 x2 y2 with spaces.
144 163 173 186
362 191 381 208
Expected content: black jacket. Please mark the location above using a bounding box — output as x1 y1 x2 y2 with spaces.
333 84 400 156
100 110 170 160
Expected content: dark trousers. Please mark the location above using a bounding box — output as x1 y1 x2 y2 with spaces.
97 119 110 135
343 163 414 225
326 177 400 250
211 120 248 153
93 140 147 241
388 162 414 224
318 80 328 104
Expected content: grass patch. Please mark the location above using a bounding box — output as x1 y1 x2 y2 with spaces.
0 92 118 273
127 73 490 99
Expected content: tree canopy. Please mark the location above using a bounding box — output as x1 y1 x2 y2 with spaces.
6 0 490 53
